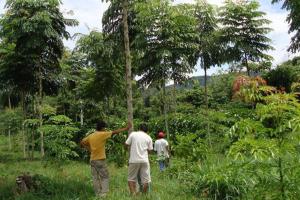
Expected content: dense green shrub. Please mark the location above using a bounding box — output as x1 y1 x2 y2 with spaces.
0 108 23 151
264 65 300 92
193 162 250 199
0 108 23 133
227 93 300 199
209 72 237 105
148 111 229 137
39 115 79 160
147 108 244 154
174 134 208 162
178 87 211 108
104 117 129 167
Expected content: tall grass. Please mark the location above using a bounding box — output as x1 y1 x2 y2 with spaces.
0 136 195 200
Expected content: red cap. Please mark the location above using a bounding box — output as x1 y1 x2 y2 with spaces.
158 132 165 138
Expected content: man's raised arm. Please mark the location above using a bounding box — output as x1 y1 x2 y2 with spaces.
112 122 132 135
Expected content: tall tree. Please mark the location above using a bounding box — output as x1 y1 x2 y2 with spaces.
195 0 223 110
123 0 134 133
0 41 17 109
73 31 125 123
0 108 22 151
272 0 300 53
195 0 224 147
0 0 77 157
102 0 135 132
219 0 274 76
135 0 198 139
74 31 124 100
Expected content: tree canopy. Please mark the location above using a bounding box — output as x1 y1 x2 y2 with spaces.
0 0 78 97
219 0 274 75
272 0 300 52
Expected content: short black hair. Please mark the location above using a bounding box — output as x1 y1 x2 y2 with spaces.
139 123 148 133
96 120 107 131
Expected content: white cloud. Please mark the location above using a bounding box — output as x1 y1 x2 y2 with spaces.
263 8 295 65
0 1 6 12
174 0 224 5
206 0 224 6
61 0 109 31
60 0 109 49
267 12 288 35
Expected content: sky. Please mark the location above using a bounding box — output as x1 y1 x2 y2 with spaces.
0 0 298 76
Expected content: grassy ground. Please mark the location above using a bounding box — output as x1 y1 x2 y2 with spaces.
0 136 195 200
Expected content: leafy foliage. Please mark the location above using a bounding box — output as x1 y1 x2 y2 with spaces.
193 161 249 199
106 118 128 167
0 0 78 95
39 115 79 160
135 0 198 85
208 72 236 105
272 0 300 52
74 31 125 100
195 0 224 76
174 134 207 162
232 76 276 106
264 64 300 92
0 0 299 199
0 108 23 134
219 0 274 75
178 86 210 108
227 93 300 199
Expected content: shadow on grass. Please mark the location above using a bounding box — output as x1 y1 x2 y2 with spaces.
0 151 38 164
0 174 94 200
0 151 21 163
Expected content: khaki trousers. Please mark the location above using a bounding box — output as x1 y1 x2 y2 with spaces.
90 160 109 196
128 162 151 184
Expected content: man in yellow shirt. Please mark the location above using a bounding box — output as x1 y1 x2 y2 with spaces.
80 120 131 197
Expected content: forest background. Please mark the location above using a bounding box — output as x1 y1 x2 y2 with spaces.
1 0 300 199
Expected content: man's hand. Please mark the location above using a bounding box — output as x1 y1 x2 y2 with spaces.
80 140 85 148
80 140 91 152
127 122 132 130
112 122 133 135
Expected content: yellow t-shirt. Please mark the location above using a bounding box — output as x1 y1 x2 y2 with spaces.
81 131 112 161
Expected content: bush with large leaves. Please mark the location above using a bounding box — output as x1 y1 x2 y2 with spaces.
227 93 300 199
39 115 79 160
264 64 300 92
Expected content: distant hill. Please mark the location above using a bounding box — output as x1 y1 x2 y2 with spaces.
168 71 261 89
167 76 211 89
141 76 210 97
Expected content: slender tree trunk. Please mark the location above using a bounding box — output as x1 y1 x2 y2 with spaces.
244 57 250 76
204 65 208 110
8 94 12 109
31 131 35 159
26 129 30 159
8 94 12 151
203 60 211 148
106 97 110 114
162 79 170 141
38 64 44 158
21 92 26 159
80 100 84 127
31 95 38 159
173 79 177 113
8 129 12 151
159 87 164 115
23 123 26 159
123 0 133 133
